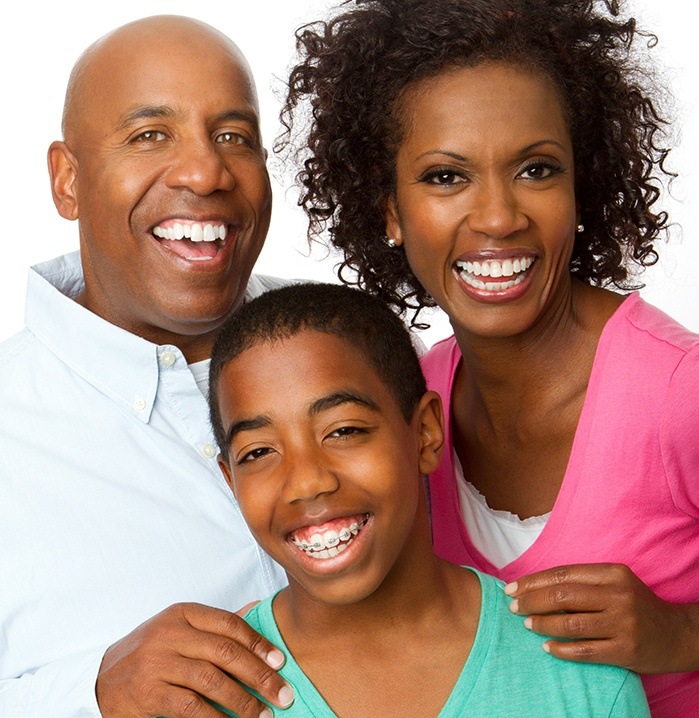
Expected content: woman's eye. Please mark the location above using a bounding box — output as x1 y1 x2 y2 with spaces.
422 169 465 186
237 446 272 465
134 130 167 143
519 161 562 180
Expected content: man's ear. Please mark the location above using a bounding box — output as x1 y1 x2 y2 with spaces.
48 141 79 221
416 391 444 475
383 194 404 247
217 455 236 497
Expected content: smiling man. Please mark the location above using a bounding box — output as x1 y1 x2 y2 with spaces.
0 16 294 718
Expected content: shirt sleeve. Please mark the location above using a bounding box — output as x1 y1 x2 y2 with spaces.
661 345 699 517
608 672 651 717
0 646 106 718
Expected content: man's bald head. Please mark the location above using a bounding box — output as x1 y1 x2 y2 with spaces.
62 15 258 145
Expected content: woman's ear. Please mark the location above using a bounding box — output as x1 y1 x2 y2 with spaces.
416 391 444 475
383 195 404 247
48 141 79 221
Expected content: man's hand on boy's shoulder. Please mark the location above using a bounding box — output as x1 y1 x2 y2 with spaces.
96 602 293 718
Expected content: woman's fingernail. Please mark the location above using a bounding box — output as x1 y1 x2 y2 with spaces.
278 684 295 708
524 616 533 630
542 641 551 654
260 709 273 718
509 599 519 613
504 582 518 596
266 648 285 669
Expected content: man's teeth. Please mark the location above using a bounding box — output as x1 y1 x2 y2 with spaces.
455 256 534 291
152 222 227 242
291 516 369 560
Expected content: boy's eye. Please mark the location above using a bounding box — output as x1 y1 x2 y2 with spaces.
326 426 369 440
237 446 273 465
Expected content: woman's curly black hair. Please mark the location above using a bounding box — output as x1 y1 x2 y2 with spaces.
279 0 673 323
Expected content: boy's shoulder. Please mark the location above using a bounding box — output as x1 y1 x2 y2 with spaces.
462 569 649 717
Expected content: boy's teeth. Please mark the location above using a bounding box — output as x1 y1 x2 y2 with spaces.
153 221 227 242
291 515 368 560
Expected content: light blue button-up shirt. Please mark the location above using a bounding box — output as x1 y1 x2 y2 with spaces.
0 252 287 717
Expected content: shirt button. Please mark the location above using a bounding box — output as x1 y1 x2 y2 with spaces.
133 397 146 412
201 444 217 458
160 351 176 367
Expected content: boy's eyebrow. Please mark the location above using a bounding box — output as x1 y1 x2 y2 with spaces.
224 415 272 447
308 390 380 416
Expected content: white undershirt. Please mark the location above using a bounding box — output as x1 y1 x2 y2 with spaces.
454 449 550 569
188 358 211 398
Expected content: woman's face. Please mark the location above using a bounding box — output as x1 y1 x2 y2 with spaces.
385 62 578 341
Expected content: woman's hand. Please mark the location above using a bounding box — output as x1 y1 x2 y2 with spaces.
505 563 699 674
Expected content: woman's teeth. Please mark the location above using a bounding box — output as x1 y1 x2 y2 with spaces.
455 256 534 291
291 515 369 560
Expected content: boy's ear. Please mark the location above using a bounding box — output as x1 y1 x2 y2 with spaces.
416 391 444 475
48 141 79 221
383 194 404 247
217 455 236 497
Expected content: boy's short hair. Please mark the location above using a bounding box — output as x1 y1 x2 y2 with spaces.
209 282 427 460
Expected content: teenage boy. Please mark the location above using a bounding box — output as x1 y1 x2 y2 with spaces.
208 283 649 717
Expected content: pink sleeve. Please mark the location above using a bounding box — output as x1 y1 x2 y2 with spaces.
661 345 699 517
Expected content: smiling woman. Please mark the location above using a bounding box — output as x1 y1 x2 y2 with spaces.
281 1 699 715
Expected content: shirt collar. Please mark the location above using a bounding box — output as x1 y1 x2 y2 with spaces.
25 251 160 422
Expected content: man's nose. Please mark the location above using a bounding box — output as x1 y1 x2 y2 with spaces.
164 137 236 195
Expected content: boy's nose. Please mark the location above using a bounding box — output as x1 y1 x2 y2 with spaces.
282 449 340 504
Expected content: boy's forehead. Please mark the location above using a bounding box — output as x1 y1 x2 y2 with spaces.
216 330 395 416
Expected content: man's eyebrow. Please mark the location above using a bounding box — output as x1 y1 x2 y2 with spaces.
117 105 176 130
214 109 260 127
224 415 272 447
308 391 380 417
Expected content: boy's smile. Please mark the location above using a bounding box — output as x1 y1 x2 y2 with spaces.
215 330 442 606
289 513 369 559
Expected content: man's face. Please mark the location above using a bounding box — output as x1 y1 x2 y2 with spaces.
51 21 271 358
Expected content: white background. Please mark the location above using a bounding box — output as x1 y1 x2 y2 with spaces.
1 0 697 347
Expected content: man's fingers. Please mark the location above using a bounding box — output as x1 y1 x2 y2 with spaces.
181 604 285 670
185 635 293 710
163 659 285 718
156 683 271 718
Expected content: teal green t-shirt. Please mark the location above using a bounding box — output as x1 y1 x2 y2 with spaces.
221 569 649 717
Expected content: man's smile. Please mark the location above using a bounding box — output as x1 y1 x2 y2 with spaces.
152 219 231 261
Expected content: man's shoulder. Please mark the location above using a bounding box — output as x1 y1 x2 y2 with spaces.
0 328 38 374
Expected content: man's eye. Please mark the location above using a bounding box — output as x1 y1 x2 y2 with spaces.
134 130 167 142
216 132 247 145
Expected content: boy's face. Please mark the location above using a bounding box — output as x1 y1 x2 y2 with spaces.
216 330 443 605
